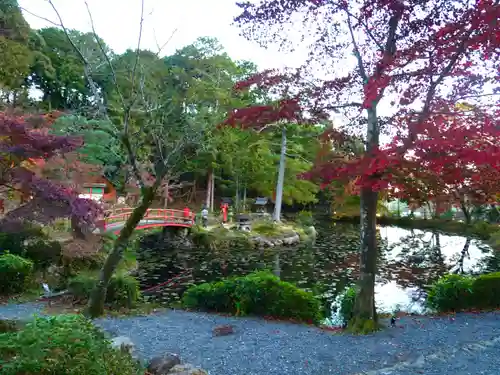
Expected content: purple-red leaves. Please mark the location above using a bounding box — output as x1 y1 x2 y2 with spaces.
0 112 102 231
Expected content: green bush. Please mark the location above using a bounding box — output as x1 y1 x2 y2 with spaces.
0 319 19 333
0 253 34 294
183 271 323 324
68 273 141 308
68 273 97 300
107 274 141 309
24 240 62 269
61 251 107 278
426 273 500 312
0 314 143 375
0 225 46 257
297 210 314 227
470 272 500 309
338 286 357 324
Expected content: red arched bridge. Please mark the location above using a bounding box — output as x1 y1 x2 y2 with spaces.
97 208 195 234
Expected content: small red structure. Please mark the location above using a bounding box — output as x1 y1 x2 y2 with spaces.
221 203 229 223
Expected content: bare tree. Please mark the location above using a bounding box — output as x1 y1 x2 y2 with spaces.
44 0 202 316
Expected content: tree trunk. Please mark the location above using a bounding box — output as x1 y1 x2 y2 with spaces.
460 201 471 224
87 184 158 317
70 215 86 239
210 172 215 211
205 169 212 210
350 108 379 332
273 126 287 222
243 186 247 212
164 181 169 208
235 175 240 212
353 188 378 323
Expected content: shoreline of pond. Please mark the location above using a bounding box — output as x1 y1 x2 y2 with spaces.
329 215 500 250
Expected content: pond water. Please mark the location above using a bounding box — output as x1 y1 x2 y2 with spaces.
135 221 495 319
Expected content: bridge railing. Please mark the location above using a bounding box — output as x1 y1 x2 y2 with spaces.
99 208 195 232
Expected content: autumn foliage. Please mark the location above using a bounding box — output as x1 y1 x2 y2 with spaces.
0 112 102 231
230 0 500 201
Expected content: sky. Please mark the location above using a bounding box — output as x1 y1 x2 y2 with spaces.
19 0 306 71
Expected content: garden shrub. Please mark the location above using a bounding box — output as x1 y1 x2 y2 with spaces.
106 273 141 309
470 272 500 309
0 319 19 333
297 210 314 227
68 273 97 300
0 225 46 257
338 286 357 325
0 253 34 294
183 271 323 324
60 251 107 278
68 273 141 308
427 274 474 312
0 314 143 375
24 239 62 269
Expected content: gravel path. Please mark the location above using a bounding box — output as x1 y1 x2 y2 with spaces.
2 302 500 375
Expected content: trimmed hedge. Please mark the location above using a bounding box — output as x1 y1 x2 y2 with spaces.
68 273 141 309
0 314 142 375
427 272 500 312
0 253 34 294
182 271 324 324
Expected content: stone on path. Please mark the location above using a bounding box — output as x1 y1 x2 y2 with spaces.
212 324 234 337
147 352 181 375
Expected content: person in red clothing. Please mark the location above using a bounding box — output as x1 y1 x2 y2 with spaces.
183 207 192 224
221 203 228 223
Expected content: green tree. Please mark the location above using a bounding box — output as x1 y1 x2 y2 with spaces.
0 0 33 104
50 115 127 190
168 37 260 210
29 27 111 111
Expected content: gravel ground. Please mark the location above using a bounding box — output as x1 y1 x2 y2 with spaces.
2 302 500 375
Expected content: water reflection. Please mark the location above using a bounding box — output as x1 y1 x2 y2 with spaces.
135 222 494 315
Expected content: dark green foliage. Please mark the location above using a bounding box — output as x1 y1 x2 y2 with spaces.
0 314 143 375
0 225 45 256
297 210 314 227
68 273 141 309
470 273 500 309
183 271 323 324
426 273 500 312
106 274 141 309
67 273 97 300
427 274 474 312
0 225 61 269
339 286 357 325
0 319 19 333
24 240 62 269
0 253 33 294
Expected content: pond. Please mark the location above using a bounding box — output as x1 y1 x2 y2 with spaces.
134 221 495 319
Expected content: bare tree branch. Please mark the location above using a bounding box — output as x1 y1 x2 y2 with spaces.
84 0 125 108
20 6 61 26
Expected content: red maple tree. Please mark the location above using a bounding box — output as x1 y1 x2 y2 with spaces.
0 111 102 234
230 0 500 326
386 106 500 221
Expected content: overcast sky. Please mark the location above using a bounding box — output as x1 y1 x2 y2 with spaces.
19 0 306 70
